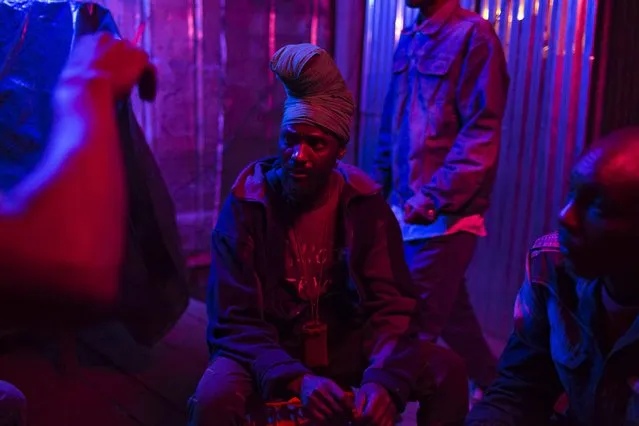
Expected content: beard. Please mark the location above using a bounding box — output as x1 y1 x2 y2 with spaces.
279 170 333 213
279 174 318 211
281 179 308 209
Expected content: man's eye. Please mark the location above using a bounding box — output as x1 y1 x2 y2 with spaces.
592 198 621 218
280 135 295 147
587 205 603 218
312 141 327 150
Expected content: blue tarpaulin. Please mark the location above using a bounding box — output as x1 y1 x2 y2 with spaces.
0 1 189 346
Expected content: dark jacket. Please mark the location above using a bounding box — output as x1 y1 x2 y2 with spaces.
373 0 509 216
0 1 189 346
207 157 423 407
466 232 639 426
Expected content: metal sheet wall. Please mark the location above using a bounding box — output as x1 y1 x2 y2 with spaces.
358 0 598 340
94 0 334 254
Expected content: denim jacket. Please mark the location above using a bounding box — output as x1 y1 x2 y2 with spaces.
467 232 639 426
373 0 509 218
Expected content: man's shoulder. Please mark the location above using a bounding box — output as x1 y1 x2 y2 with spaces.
526 232 566 288
454 7 495 30
451 7 500 42
336 162 382 198
520 233 582 328
228 157 278 202
530 231 561 253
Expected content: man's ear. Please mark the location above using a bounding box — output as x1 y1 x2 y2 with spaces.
337 145 347 161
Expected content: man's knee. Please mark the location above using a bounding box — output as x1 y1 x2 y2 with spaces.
415 344 469 424
0 381 26 426
188 389 246 426
187 358 254 426
426 345 468 403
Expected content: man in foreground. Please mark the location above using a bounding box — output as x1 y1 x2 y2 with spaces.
189 43 469 426
373 0 509 402
466 127 639 425
0 32 154 424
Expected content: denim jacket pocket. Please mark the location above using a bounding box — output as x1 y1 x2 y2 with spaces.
416 55 455 110
416 54 454 77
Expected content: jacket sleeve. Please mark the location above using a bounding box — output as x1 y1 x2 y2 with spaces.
358 194 423 410
372 87 395 200
207 197 310 399
422 22 509 214
466 257 563 425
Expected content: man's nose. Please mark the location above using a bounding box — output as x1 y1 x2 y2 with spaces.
559 199 577 231
292 143 312 163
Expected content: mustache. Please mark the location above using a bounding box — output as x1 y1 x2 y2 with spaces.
286 159 311 169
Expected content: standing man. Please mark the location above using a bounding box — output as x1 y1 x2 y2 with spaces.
373 0 509 401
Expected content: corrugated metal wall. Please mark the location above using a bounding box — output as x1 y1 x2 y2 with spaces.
94 0 334 255
358 0 598 340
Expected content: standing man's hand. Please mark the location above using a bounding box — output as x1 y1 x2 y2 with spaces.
354 383 397 426
295 374 353 422
404 191 437 225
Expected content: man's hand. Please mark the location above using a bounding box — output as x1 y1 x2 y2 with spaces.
354 383 396 426
404 191 436 225
57 32 155 101
298 374 353 422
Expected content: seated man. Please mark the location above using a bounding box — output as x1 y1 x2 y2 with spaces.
0 32 154 424
466 127 639 426
188 44 469 426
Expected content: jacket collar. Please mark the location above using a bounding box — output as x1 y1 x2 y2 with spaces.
229 156 381 205
402 0 459 36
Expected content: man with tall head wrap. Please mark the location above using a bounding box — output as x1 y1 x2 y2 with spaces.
373 0 510 405
188 44 470 426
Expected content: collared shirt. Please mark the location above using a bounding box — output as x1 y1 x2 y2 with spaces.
391 205 486 241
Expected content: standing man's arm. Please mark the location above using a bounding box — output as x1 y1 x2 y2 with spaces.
420 23 509 214
0 33 152 324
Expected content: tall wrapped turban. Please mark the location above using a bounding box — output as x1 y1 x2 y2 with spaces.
270 43 355 143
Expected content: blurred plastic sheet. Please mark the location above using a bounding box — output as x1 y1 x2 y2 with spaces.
0 0 188 346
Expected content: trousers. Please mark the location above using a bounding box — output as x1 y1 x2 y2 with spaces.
187 341 468 426
404 232 497 389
